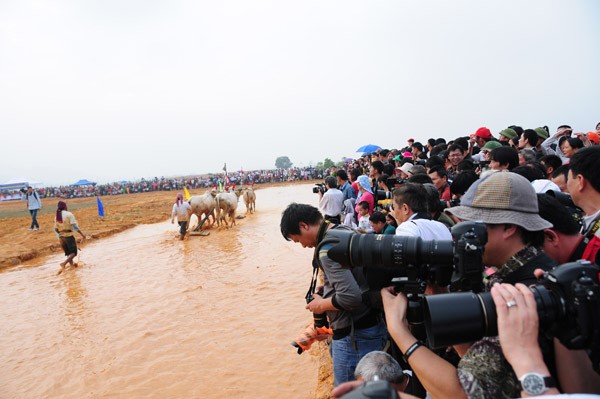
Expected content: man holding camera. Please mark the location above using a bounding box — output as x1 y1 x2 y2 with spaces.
319 176 344 224
382 172 557 399
281 203 387 386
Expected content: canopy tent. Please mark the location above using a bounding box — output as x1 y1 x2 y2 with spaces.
0 178 43 192
72 179 96 186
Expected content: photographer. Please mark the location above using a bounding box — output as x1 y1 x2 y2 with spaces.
280 203 387 386
319 176 344 224
381 172 557 399
490 283 560 397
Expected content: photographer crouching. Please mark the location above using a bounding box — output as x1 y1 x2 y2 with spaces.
281 203 388 386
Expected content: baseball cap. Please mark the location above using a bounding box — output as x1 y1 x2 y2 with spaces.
446 171 552 231
475 127 492 139
587 131 599 144
499 128 517 140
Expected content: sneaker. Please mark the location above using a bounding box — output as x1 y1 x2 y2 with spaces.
34 228 39 231
28 228 34 231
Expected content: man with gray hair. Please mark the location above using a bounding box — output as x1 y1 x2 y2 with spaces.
354 351 409 390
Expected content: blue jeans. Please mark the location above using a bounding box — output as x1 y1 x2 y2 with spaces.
331 319 388 386
29 209 39 229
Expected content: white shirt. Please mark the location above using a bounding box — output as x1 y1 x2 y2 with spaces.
172 201 192 222
396 214 452 240
319 188 344 217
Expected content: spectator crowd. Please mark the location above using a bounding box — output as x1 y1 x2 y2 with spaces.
283 122 600 399
3 166 326 200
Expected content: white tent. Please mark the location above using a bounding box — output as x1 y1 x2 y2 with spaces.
0 178 43 191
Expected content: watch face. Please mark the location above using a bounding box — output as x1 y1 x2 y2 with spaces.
522 374 545 395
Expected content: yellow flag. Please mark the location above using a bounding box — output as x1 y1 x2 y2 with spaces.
183 186 191 200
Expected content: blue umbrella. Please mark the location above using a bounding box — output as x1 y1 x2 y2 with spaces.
356 144 381 153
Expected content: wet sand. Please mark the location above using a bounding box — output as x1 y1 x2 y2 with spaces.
0 183 333 398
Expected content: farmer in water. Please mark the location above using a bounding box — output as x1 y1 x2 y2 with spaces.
54 201 87 274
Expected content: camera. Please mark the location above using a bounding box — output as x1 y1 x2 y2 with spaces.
376 190 393 202
317 221 487 293
423 260 600 370
312 183 327 194
386 177 404 189
340 380 399 399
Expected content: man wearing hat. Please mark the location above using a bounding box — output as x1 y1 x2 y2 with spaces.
380 172 558 399
446 171 556 284
470 127 495 162
498 127 517 144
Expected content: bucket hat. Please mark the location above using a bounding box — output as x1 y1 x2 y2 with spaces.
446 171 552 231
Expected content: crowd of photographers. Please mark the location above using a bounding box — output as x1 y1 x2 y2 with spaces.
283 124 600 399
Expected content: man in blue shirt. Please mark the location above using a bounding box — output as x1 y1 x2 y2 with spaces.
336 170 356 201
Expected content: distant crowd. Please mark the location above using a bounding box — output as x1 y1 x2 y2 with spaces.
3 167 326 200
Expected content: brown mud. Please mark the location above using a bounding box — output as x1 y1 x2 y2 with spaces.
0 180 335 398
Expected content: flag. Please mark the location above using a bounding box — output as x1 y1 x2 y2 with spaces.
218 181 223 192
96 196 105 217
183 186 191 200
223 163 227 175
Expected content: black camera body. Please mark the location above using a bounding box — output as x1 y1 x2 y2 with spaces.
312 183 327 194
424 260 600 370
386 177 404 189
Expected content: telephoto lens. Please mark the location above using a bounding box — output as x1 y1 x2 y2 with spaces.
423 261 599 349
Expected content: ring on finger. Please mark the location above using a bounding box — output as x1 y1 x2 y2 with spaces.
506 299 517 308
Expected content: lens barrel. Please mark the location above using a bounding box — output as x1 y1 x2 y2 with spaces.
423 286 559 348
324 229 454 271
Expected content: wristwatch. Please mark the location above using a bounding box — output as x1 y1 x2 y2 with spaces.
519 373 556 396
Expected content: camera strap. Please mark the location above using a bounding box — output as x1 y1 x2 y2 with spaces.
306 220 331 299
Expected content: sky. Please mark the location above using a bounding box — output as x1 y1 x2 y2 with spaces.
1 0 599 186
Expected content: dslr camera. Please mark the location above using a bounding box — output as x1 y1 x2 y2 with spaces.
312 183 327 194
317 221 487 293
423 260 600 370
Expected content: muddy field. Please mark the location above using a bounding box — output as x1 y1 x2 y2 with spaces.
0 181 334 399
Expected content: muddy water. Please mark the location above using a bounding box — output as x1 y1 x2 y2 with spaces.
0 185 322 399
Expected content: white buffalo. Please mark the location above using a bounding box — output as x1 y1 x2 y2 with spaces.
188 190 217 230
215 189 243 228
243 187 256 214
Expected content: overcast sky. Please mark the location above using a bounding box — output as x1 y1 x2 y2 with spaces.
1 0 599 186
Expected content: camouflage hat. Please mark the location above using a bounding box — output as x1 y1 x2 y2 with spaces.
446 171 552 231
